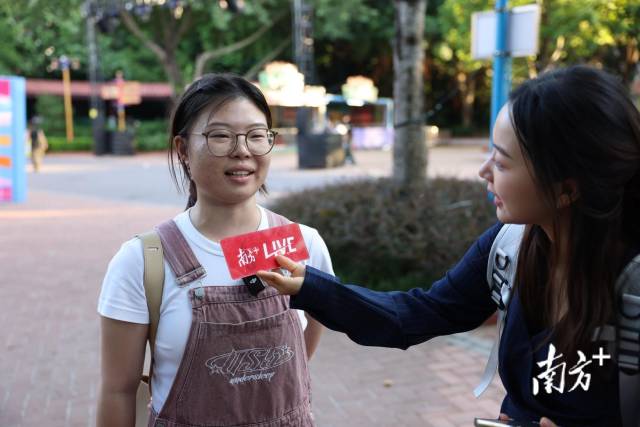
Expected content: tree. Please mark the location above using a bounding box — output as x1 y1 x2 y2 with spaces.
393 0 427 188
533 0 639 82
313 0 394 93
0 0 87 79
432 0 493 129
427 0 640 132
117 0 291 98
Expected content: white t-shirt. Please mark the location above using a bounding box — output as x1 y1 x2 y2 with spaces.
98 206 334 413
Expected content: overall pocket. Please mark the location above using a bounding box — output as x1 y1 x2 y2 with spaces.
175 310 309 426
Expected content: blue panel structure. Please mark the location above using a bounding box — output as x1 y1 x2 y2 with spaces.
0 76 27 203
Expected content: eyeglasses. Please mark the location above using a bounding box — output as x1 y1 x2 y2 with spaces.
191 128 277 157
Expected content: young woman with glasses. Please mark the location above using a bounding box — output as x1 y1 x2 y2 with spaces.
97 73 334 426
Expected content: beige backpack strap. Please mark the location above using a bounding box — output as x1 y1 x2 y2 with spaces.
138 231 165 379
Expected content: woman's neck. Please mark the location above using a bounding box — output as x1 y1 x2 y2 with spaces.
189 198 261 242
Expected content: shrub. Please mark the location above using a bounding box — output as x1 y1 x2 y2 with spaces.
47 136 93 152
269 177 497 291
135 120 169 152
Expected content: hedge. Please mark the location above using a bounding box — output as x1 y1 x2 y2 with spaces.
268 177 497 291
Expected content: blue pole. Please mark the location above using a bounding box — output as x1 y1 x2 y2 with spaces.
490 0 511 147
487 0 511 202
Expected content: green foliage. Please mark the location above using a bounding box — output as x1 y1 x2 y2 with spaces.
2 0 637 132
0 0 86 78
35 95 66 136
269 177 497 291
47 136 93 152
314 0 394 94
427 0 640 130
450 123 484 137
134 120 169 152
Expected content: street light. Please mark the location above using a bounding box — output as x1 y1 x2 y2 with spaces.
47 55 80 142
84 0 109 155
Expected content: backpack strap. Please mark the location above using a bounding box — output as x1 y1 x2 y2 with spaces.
593 254 640 427
156 220 206 286
614 254 640 373
137 230 165 393
474 223 525 397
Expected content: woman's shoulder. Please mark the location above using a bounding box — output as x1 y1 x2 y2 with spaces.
98 237 148 323
475 221 506 254
291 221 334 274
297 222 322 240
103 237 146 288
113 236 145 265
260 207 323 240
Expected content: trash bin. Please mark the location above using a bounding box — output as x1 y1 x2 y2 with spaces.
92 116 110 156
297 133 345 168
295 106 345 169
112 130 135 155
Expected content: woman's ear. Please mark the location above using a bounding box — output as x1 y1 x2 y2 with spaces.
556 179 579 208
174 135 189 164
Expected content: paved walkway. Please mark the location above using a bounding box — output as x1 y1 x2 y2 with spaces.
1 145 505 427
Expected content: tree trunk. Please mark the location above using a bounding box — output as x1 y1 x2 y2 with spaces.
163 52 184 100
393 0 427 188
621 38 639 83
458 70 476 129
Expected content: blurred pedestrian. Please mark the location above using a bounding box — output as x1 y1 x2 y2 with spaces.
339 115 356 165
26 116 48 172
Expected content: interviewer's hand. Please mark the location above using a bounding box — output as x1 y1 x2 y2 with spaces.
497 413 557 426
539 417 557 427
257 255 306 295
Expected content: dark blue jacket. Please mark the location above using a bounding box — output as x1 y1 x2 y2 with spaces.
291 222 625 427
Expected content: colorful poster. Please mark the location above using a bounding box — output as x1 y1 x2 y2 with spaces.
0 76 26 203
0 80 10 107
0 177 11 201
0 111 11 127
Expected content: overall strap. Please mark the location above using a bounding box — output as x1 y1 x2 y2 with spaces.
474 223 525 398
265 208 292 227
156 220 206 286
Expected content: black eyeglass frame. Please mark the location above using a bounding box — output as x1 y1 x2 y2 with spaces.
189 128 278 157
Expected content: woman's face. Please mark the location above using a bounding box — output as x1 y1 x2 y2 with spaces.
180 97 271 206
478 104 553 225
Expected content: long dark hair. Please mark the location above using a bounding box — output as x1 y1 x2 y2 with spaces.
168 73 273 210
510 65 640 357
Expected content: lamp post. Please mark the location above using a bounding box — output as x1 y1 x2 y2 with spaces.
84 0 108 155
292 0 315 84
48 55 79 142
114 70 127 131
60 56 74 142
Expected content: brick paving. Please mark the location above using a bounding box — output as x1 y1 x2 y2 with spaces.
1 145 505 427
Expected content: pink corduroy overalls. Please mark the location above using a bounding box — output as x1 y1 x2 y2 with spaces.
148 211 314 427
